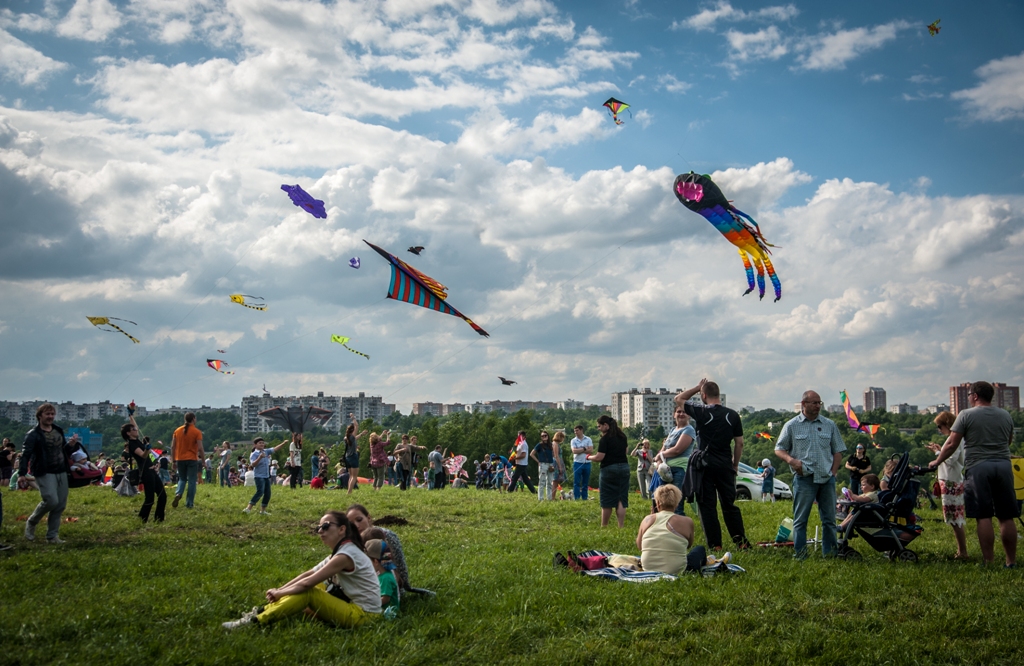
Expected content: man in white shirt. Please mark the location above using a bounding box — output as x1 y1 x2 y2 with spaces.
570 425 593 501
507 431 536 494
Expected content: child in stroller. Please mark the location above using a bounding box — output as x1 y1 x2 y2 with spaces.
836 453 930 562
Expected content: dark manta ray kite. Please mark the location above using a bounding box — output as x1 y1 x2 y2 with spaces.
365 240 489 337
257 405 334 434
673 172 782 302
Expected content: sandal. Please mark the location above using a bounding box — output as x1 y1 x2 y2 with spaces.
565 550 583 573
553 552 569 569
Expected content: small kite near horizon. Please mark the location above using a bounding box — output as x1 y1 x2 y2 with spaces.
217 349 227 353
602 97 630 125
407 246 425 255
349 257 361 269
281 184 327 219
674 172 781 302
230 294 267 311
331 334 370 360
928 19 941 36
498 376 517 386
87 316 140 344
365 240 489 337
207 359 235 375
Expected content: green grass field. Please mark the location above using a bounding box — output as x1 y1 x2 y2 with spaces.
1 483 1022 665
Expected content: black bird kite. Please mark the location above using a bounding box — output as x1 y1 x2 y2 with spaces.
407 246 425 255
498 376 517 386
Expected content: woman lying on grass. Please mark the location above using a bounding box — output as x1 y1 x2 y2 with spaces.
222 511 381 630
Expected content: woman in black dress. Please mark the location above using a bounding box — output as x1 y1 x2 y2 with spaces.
588 415 630 528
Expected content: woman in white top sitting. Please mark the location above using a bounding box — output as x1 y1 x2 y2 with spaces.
222 511 382 629
637 485 725 574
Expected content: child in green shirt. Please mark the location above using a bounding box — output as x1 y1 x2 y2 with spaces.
365 539 400 617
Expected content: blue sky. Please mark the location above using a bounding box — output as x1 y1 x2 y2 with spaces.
1 0 1022 413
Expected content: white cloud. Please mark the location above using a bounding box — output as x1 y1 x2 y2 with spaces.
952 51 1024 122
0 29 67 85
794 21 910 71
673 1 798 32
725 26 788 65
56 0 123 42
657 74 691 93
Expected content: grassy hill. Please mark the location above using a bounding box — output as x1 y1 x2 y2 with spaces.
1 484 1021 665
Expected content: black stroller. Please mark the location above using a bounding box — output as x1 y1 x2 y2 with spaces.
836 453 930 562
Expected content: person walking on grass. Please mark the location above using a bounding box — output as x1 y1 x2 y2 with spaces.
507 431 536 494
675 380 750 550
171 412 204 509
570 425 593 501
774 390 846 560
123 412 166 523
222 511 380 630
218 442 232 487
20 403 71 544
244 437 287 515
588 415 630 528
929 381 1017 568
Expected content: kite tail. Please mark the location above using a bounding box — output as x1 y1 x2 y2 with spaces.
242 303 267 311
732 208 776 249
462 316 490 337
749 254 767 300
108 323 141 344
762 255 782 302
343 344 371 360
739 250 755 296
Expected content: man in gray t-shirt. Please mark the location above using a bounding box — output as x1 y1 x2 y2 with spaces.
427 446 446 490
930 381 1017 567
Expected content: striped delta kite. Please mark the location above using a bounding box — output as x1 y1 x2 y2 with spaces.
364 241 488 337
207 359 235 375
674 172 782 302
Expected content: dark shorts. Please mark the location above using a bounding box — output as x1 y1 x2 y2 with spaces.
345 452 360 469
964 459 1020 520
599 463 631 509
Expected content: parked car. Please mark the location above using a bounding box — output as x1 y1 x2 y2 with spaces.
735 462 792 500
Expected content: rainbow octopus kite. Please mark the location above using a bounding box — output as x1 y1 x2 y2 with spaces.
207 359 235 375
674 172 782 302
364 240 489 337
230 294 267 311
87 316 140 344
928 19 941 36
331 335 370 360
840 390 883 448
281 184 327 219
603 97 630 125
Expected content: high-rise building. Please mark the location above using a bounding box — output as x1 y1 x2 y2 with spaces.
951 382 1020 414
863 387 887 412
240 391 394 433
889 403 918 415
611 388 683 432
412 402 443 416
1 400 137 426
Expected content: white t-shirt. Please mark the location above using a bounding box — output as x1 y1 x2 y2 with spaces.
288 443 301 467
315 542 383 614
571 436 593 464
515 440 529 466
219 448 230 468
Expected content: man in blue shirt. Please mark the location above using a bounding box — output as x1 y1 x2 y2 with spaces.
570 425 593 501
774 391 847 559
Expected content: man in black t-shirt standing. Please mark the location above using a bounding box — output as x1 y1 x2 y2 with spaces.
676 379 749 550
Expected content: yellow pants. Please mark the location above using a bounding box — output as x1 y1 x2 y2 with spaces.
257 586 371 628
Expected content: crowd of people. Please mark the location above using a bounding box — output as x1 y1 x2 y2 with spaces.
1 378 1018 575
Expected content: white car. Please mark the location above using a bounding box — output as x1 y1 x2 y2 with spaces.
735 462 791 500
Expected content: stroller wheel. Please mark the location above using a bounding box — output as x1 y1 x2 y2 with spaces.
896 549 918 563
839 548 862 561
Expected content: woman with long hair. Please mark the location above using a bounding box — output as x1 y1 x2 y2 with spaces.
589 415 630 528
926 411 968 559
343 415 363 495
121 414 166 522
222 511 380 629
369 431 391 491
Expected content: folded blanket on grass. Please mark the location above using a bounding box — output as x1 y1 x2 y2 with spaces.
576 550 745 581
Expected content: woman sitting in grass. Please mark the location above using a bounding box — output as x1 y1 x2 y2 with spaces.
347 504 410 592
222 511 381 630
636 485 726 574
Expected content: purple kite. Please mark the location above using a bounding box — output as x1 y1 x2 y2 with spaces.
281 184 327 219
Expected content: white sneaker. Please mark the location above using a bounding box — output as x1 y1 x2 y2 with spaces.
46 537 66 545
259 509 271 515
24 527 35 541
222 607 260 630
242 507 251 514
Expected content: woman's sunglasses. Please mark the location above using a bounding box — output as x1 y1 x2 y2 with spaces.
316 522 338 533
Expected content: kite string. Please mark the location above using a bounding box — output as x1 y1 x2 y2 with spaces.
382 226 661 401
